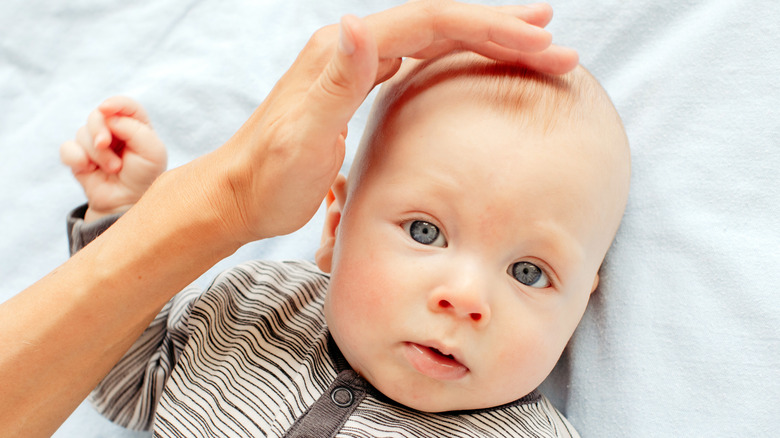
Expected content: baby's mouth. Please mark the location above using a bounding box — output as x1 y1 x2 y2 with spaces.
430 347 455 360
403 342 469 380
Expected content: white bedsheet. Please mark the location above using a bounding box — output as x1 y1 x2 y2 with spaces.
1 1 777 436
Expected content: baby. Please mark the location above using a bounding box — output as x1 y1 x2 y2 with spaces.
63 52 629 437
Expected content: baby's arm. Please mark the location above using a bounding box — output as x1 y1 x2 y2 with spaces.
60 96 167 223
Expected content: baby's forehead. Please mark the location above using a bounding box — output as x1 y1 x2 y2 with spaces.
352 54 628 201
378 54 584 129
367 65 595 168
367 83 599 194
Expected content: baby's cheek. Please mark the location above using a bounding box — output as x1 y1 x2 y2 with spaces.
494 328 556 390
337 256 399 311
326 274 380 338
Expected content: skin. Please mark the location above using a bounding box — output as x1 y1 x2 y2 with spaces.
1 2 579 436
59 97 168 222
316 69 629 412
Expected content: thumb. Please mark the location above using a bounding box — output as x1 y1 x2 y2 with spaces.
302 15 378 139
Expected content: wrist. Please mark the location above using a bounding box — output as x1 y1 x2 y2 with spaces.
84 205 132 224
135 155 248 257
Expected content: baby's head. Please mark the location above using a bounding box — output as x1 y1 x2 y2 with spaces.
315 52 630 412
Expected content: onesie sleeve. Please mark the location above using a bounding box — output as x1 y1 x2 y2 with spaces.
89 285 202 431
65 204 203 430
66 204 124 255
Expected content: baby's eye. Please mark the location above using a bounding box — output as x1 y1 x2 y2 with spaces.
402 220 447 247
509 261 550 288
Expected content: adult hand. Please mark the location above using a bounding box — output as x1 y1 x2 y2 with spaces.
205 0 578 245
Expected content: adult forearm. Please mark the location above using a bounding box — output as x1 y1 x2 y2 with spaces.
0 157 241 437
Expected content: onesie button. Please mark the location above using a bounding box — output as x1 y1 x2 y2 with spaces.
331 386 354 407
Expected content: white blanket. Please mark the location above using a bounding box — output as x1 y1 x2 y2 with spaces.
1 1 777 436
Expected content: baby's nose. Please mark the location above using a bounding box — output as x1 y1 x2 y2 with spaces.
427 272 491 325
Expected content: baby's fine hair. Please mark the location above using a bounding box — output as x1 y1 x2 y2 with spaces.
372 52 622 135
350 52 627 188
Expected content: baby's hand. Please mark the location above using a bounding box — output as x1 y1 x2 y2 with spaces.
60 96 167 222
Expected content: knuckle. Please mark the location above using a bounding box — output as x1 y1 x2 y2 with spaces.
415 0 450 40
76 126 90 144
87 108 103 124
308 24 338 53
318 63 353 100
301 24 338 68
418 0 448 14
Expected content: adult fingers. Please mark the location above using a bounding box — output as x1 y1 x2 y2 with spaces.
375 57 403 87
300 15 378 153
495 3 554 28
464 41 579 75
370 2 572 84
365 1 554 61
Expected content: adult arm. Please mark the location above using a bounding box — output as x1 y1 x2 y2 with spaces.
0 2 577 436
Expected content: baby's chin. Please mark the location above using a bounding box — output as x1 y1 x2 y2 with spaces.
366 372 532 413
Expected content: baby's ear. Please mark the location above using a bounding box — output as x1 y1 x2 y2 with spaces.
590 274 600 295
315 174 347 273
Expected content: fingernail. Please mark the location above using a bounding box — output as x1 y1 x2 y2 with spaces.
338 17 355 55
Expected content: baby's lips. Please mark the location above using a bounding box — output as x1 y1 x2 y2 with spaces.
403 342 469 381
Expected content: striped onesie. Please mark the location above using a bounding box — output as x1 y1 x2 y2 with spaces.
69 207 580 437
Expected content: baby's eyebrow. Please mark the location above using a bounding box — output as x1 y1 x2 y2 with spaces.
520 222 584 280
